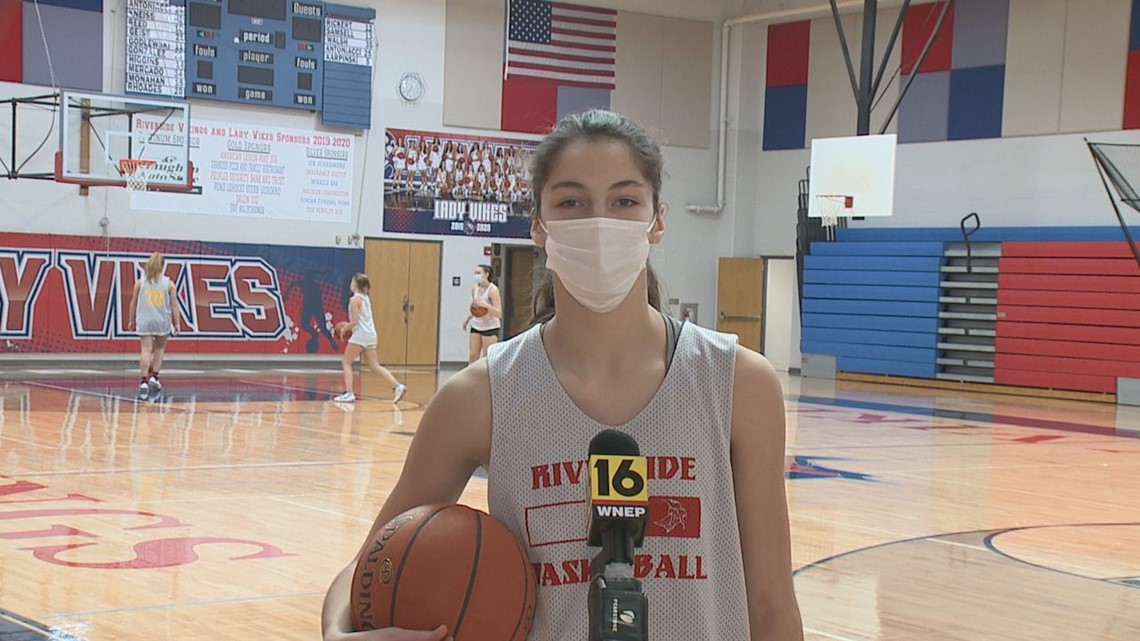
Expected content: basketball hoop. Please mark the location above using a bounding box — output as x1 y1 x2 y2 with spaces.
119 158 157 192
815 194 854 228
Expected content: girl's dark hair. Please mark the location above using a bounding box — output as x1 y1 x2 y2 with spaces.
352 273 371 294
529 110 664 325
477 264 493 280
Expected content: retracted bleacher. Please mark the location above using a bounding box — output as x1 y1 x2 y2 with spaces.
802 226 1140 397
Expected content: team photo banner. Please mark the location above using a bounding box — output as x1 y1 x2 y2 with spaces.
130 118 354 223
382 128 537 239
0 233 363 355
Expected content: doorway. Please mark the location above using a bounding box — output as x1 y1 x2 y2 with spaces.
495 244 546 339
716 257 764 352
363 239 442 366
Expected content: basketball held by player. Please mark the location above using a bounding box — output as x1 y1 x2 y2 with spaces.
333 273 406 404
462 264 501 363
127 252 182 398
322 110 802 640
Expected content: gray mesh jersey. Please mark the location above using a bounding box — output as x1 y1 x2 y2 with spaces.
136 276 173 335
486 322 752 641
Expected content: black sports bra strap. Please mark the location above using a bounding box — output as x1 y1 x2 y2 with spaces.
663 311 683 372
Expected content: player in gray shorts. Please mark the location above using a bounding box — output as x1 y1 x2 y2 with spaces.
127 252 182 398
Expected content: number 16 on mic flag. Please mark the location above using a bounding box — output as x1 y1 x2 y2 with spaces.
587 454 649 547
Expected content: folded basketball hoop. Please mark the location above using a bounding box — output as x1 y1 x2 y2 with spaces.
119 158 157 192
1086 140 1140 268
814 194 854 228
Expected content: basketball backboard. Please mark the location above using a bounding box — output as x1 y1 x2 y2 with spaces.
807 134 896 218
54 90 193 191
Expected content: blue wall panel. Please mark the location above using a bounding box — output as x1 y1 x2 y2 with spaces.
763 84 808 150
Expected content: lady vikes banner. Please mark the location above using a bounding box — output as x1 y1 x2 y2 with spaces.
382 128 538 239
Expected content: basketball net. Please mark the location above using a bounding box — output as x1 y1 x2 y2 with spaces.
119 158 157 192
815 194 854 228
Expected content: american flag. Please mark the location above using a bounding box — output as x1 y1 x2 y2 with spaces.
505 0 617 90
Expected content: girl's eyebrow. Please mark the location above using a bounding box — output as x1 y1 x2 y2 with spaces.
548 179 646 191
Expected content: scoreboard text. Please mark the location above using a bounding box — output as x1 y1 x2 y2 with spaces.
185 0 323 110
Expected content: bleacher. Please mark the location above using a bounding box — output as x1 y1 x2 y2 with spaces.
801 226 1140 395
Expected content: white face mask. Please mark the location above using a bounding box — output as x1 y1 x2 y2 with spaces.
541 217 655 313
474 274 485 284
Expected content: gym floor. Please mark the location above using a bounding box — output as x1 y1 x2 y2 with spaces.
1 365 1137 640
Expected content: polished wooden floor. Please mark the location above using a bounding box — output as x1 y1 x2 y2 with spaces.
1 365 1137 640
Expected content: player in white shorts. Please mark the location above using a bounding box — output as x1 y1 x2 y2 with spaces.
333 273 406 404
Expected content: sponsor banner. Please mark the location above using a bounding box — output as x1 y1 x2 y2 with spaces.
383 128 537 239
130 118 353 223
0 232 362 354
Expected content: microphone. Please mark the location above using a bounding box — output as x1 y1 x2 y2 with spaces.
587 429 649 641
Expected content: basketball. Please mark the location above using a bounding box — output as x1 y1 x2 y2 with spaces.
335 321 351 339
470 302 488 318
350 504 535 640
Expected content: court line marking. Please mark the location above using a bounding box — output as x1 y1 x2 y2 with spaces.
21 378 413 431
794 521 1140 592
24 380 136 404
41 590 326 619
787 438 1128 451
792 395 1139 439
8 458 413 478
267 495 377 523
984 524 1140 586
22 369 107 375
885 468 1140 513
0 406 423 456
801 627 865 641
238 378 417 406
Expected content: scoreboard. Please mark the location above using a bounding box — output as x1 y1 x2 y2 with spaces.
126 0 374 123
185 0 323 110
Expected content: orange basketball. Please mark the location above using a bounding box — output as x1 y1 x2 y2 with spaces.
335 321 352 339
470 303 488 318
351 504 535 640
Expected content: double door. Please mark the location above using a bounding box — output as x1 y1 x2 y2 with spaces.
363 239 441 366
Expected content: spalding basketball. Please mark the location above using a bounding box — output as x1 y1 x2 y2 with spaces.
470 303 488 318
351 504 535 640
335 321 351 339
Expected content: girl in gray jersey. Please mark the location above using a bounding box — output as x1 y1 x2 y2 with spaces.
322 111 802 641
128 253 181 398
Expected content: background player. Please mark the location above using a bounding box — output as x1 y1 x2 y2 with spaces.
334 273 407 404
127 252 182 398
461 264 502 363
